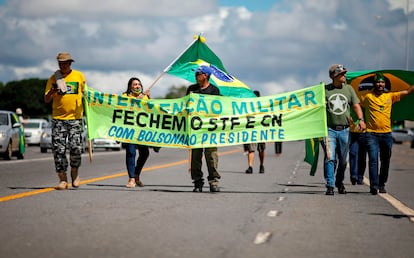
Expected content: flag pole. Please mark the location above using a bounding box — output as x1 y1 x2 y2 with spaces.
188 149 192 174
146 35 201 91
325 137 330 160
88 140 93 163
82 85 93 163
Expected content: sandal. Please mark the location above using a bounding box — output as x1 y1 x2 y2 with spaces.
126 179 136 188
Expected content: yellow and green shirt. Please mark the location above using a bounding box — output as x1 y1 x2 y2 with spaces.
361 90 401 133
45 69 85 120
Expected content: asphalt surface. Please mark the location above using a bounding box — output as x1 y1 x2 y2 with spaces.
0 141 413 258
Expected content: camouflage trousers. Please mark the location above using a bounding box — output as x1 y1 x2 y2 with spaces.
52 119 82 172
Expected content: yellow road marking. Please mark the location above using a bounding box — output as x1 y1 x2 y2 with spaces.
0 148 241 203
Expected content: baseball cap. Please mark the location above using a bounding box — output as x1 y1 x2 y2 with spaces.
329 64 347 78
373 72 385 82
194 66 212 76
56 52 74 62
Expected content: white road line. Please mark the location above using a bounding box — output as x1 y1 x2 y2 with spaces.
253 232 272 244
380 193 414 223
267 210 281 217
363 177 414 223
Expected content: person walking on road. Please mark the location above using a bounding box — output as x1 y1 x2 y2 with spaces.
186 66 221 192
322 64 366 195
349 118 367 185
44 52 86 190
122 77 152 188
361 72 414 195
274 142 282 156
244 90 266 174
244 143 265 174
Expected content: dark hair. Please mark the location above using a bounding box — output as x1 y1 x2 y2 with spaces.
253 90 260 97
124 77 142 95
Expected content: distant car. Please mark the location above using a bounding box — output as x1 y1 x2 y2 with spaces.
0 110 25 160
40 120 89 153
391 128 414 144
24 118 49 145
92 138 122 151
411 128 414 149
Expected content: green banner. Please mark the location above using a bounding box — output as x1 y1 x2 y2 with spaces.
84 83 327 149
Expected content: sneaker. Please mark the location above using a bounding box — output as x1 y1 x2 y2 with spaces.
350 177 357 185
325 187 334 195
209 184 220 192
259 165 265 174
193 181 204 192
338 185 347 194
379 186 387 193
370 188 378 195
245 166 253 174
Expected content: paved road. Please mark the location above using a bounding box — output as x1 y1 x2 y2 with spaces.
0 141 413 258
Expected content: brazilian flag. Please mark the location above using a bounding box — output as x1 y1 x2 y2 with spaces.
347 70 414 121
165 35 256 98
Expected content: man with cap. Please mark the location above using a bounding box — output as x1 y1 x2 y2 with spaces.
322 64 366 195
44 52 86 190
360 72 414 195
186 65 221 192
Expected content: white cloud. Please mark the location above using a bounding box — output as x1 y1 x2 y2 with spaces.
0 0 412 98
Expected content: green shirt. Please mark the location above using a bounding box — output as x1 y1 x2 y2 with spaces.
325 83 360 127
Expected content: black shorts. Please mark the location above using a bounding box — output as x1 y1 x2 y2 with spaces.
243 143 265 153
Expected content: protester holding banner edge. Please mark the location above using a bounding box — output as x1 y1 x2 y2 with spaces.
186 66 221 192
122 77 152 188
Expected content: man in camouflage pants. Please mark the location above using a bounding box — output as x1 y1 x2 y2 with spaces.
44 52 86 190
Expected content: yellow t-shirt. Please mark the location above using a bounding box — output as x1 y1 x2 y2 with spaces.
122 92 149 100
361 90 400 133
45 69 85 120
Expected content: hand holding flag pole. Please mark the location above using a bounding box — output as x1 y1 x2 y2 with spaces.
83 84 93 163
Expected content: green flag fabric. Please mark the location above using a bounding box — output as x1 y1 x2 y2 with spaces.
84 83 327 149
12 113 25 155
166 36 256 98
304 138 320 176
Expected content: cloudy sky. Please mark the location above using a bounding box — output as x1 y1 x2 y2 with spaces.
0 0 413 97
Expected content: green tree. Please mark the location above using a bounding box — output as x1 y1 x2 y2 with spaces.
0 78 51 118
164 85 188 99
